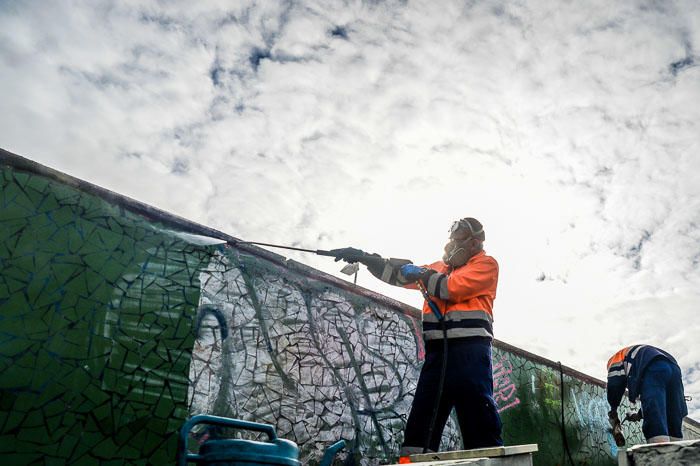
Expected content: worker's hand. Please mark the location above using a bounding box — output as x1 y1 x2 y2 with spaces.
608 410 625 447
329 247 366 263
612 423 625 447
400 264 430 282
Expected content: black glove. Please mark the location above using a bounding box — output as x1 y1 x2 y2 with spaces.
329 248 386 268
329 247 367 263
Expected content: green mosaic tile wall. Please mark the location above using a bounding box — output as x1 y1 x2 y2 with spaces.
0 163 211 464
1 151 694 465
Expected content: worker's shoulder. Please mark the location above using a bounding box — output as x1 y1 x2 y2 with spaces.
473 250 498 267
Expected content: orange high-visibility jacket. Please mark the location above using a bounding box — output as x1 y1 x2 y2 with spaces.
370 250 498 341
412 250 498 341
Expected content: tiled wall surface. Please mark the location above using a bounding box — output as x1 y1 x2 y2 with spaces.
0 160 211 464
2 150 694 465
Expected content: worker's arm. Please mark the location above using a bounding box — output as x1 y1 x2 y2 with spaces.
410 255 497 302
329 248 413 286
401 265 448 299
607 374 627 412
383 256 499 302
607 373 629 447
367 257 415 285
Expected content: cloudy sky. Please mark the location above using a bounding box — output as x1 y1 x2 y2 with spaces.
2 0 699 417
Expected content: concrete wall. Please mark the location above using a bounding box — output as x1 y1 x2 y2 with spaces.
1 149 696 465
620 439 700 466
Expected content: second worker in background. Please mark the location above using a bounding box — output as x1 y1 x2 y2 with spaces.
332 217 503 459
607 344 688 445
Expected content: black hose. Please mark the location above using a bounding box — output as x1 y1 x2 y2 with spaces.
423 320 448 453
558 362 576 465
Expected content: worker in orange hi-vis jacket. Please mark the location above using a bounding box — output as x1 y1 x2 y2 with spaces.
607 344 688 446
331 217 503 460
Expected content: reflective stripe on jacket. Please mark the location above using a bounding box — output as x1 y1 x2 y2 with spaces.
417 250 498 341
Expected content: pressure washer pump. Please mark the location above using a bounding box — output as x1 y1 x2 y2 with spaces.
177 415 345 466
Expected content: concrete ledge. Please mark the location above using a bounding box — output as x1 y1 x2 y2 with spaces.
618 439 700 466
388 445 539 466
402 459 491 466
409 445 538 463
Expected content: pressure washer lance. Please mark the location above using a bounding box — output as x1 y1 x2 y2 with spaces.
234 241 340 257
235 240 363 281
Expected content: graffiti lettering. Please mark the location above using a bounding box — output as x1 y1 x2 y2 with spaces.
493 356 521 413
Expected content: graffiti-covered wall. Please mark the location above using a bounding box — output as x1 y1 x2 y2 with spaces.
0 149 697 465
187 248 447 464
185 246 646 466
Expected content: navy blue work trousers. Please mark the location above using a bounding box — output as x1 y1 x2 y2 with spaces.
402 337 503 452
640 358 688 439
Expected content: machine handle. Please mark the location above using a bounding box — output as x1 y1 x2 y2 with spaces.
177 414 278 466
319 440 346 466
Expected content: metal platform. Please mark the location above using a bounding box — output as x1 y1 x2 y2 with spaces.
390 444 538 466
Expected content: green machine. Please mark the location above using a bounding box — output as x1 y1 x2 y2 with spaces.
178 415 346 466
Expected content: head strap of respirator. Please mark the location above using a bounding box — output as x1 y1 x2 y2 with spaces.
449 218 485 240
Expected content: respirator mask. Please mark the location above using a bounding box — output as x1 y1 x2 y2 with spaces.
442 218 484 267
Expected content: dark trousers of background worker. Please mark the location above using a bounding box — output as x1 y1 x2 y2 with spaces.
639 358 688 440
402 337 503 452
